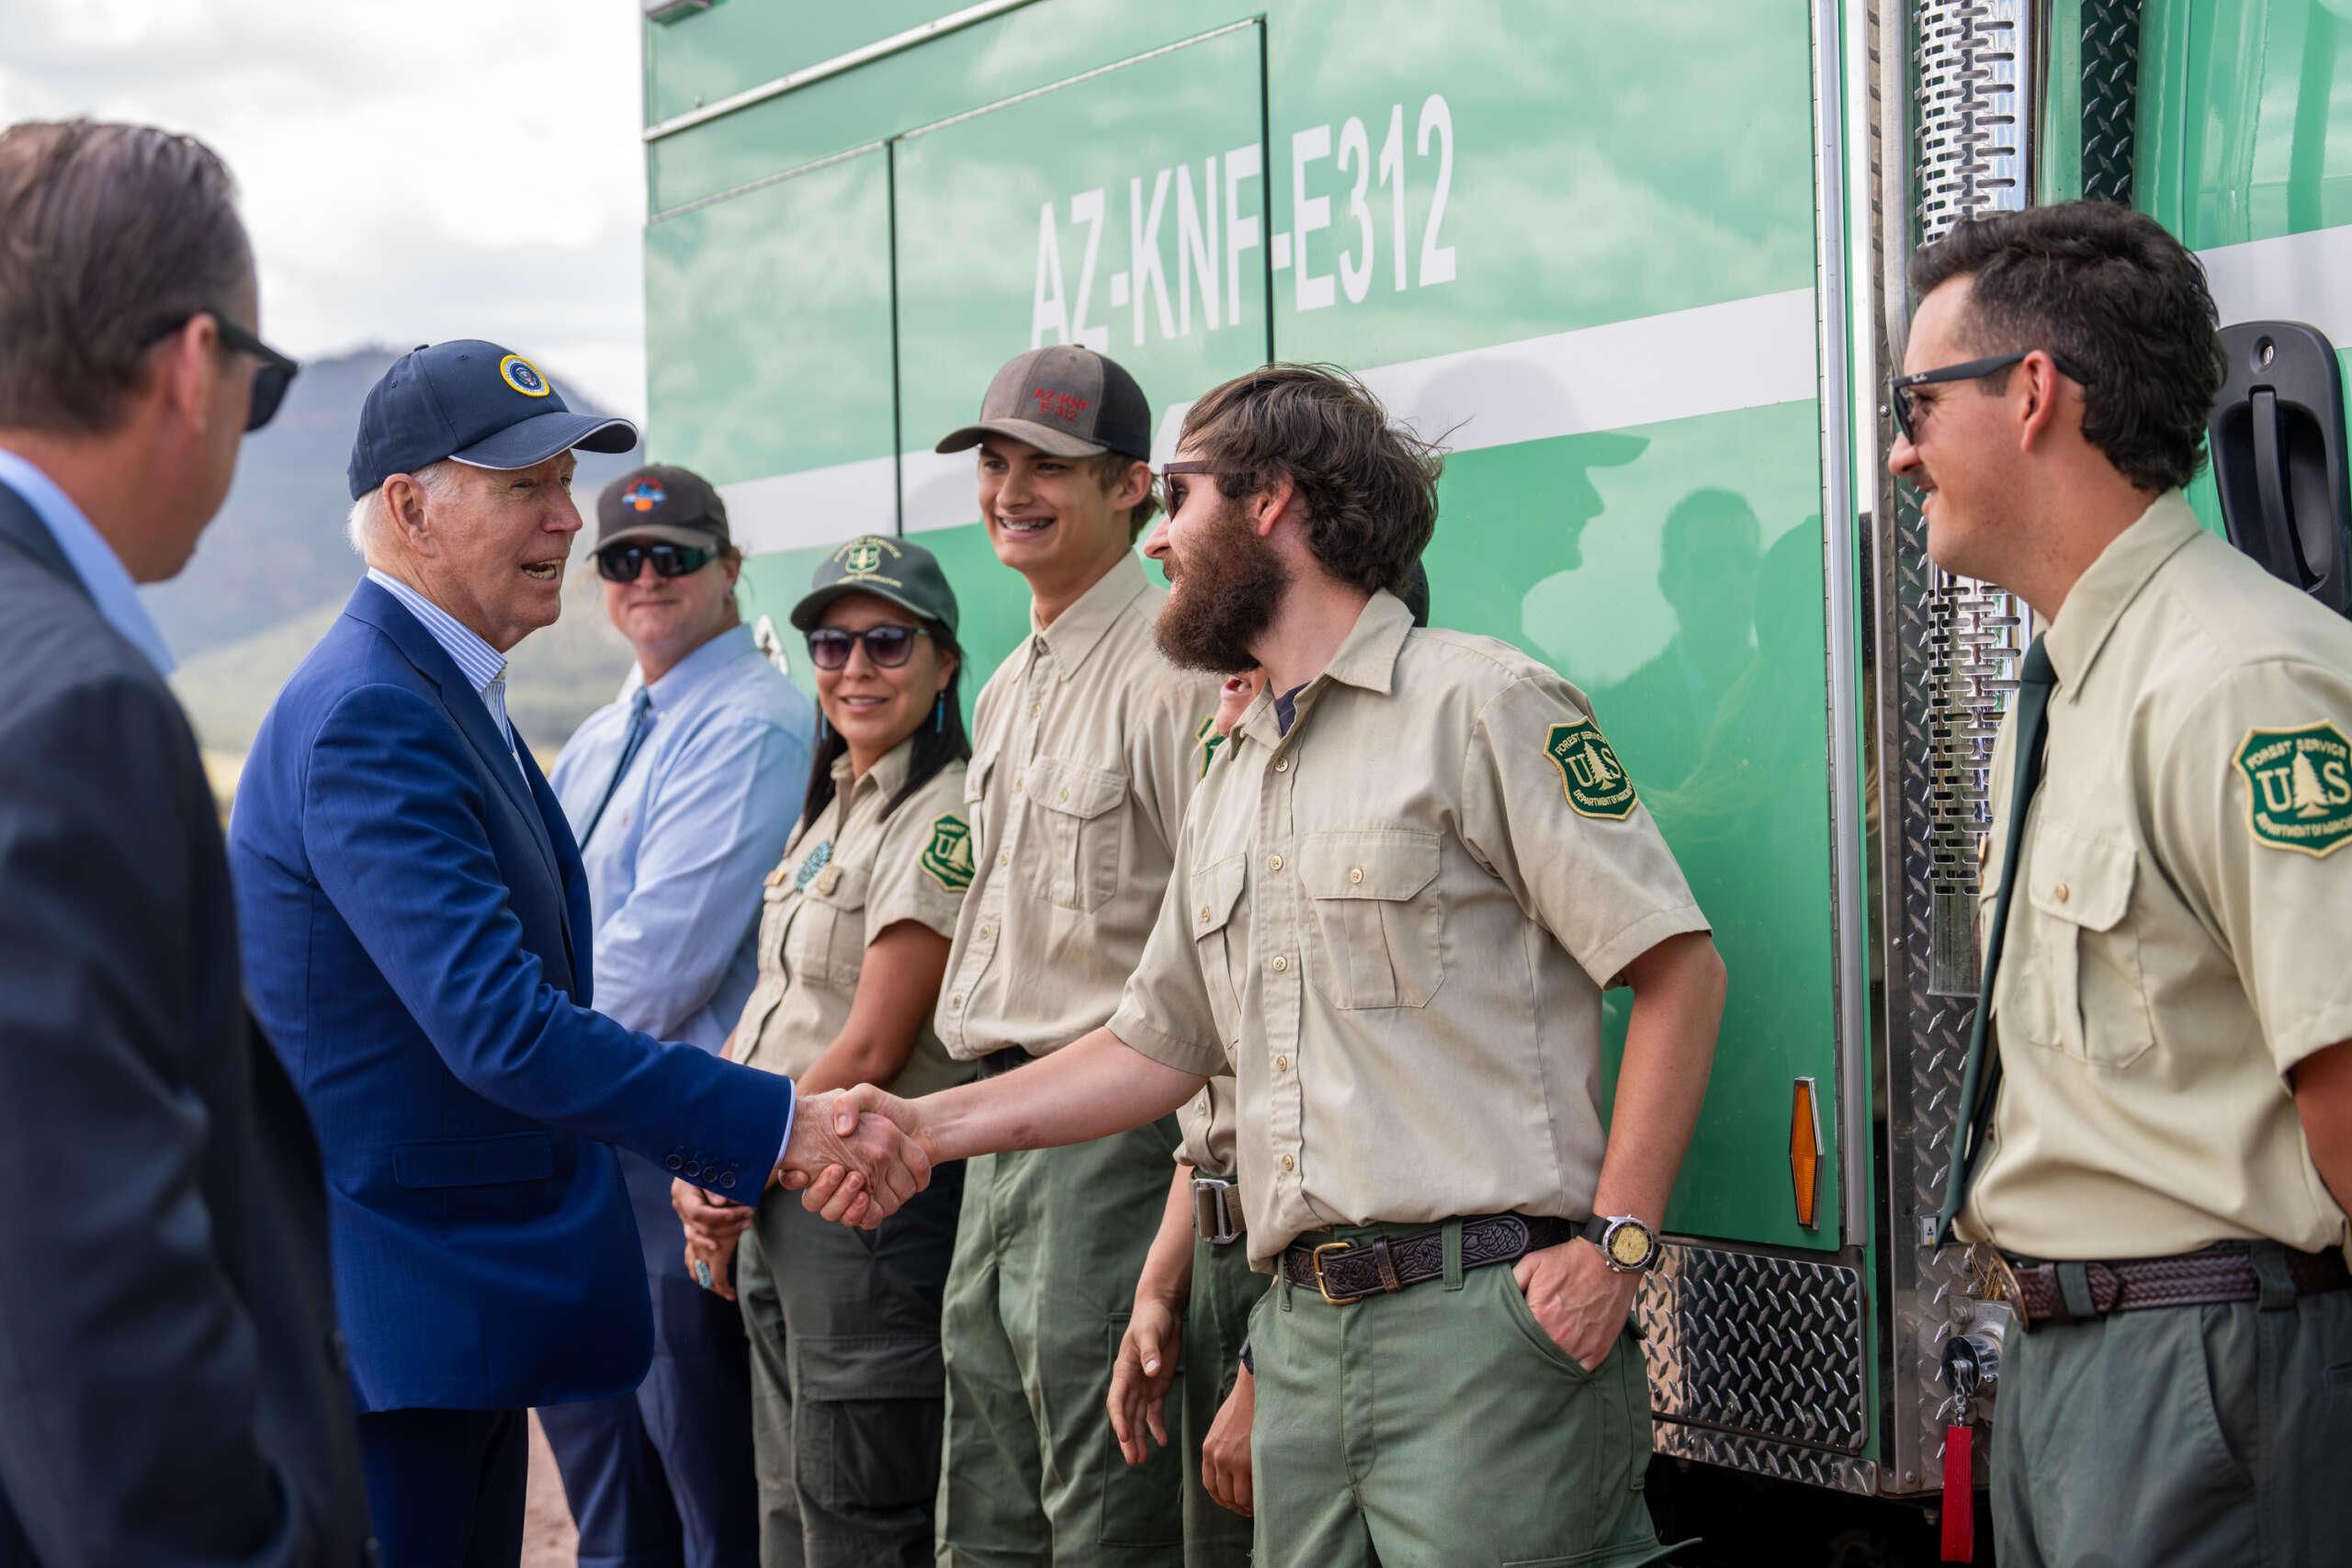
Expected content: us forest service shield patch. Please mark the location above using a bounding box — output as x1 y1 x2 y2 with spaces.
1545 719 1638 819
922 814 977 891
1194 715 1227 778
2235 723 2352 858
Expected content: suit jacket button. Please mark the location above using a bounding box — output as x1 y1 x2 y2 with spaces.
666 1155 684 1171
684 1162 703 1179
718 1171 738 1190
326 1328 348 1374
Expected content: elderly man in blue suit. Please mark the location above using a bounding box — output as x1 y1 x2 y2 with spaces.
230 341 925 1568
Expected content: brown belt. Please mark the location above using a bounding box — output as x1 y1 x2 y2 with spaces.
1996 1244 2350 1329
1281 1213 1580 1304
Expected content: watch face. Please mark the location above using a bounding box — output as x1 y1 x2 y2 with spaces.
1606 1220 1656 1270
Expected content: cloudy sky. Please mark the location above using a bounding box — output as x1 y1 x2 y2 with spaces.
0 0 650 419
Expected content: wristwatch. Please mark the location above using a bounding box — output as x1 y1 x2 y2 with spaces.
1579 1213 1659 1274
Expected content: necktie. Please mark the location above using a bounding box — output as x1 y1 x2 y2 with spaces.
1936 636 2056 1244
580 686 654 848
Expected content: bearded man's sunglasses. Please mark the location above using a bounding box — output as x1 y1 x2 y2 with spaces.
142 311 300 432
1889 352 2091 443
595 542 718 582
806 625 930 670
1156 459 1234 513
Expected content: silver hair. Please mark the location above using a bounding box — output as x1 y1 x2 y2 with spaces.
345 459 459 558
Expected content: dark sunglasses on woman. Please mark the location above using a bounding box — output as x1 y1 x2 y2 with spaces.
142 310 301 432
595 542 718 582
805 624 930 670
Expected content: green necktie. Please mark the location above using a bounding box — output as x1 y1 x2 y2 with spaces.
1936 636 2056 1245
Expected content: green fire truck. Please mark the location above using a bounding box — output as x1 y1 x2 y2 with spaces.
634 0 2352 1527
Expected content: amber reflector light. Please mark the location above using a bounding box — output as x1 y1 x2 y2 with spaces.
1790 1077 1822 1230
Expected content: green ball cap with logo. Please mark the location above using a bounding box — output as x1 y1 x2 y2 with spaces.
791 535 961 638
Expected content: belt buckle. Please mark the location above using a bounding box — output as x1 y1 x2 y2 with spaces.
1311 1240 1364 1305
1192 1178 1240 1246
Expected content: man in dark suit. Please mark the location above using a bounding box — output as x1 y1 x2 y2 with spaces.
228 341 927 1568
0 118 375 1566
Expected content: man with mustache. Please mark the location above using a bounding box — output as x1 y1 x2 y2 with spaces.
823 363 1725 1566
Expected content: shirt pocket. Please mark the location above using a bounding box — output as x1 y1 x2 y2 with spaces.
2005 823 2154 1069
1296 829 1444 1010
1023 755 1127 911
1190 853 1248 1043
788 863 873 990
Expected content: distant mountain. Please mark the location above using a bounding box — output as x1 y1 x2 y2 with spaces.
155 345 648 761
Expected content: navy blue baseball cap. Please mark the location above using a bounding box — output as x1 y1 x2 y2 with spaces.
346 340 638 500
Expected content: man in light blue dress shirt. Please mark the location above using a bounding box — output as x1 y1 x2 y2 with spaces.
541 464 813 1568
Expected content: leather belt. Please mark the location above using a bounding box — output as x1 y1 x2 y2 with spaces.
1994 1244 2350 1329
1282 1213 1580 1305
972 1047 1030 1079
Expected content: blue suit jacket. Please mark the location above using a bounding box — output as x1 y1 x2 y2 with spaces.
230 578 795 1414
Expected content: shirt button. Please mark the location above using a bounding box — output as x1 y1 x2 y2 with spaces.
1281 1154 1295 1172
1274 758 1290 773
1349 867 1363 885
1058 789 1069 803
1000 851 1011 865
2053 883 2070 902
951 994 964 1008
1272 954 1288 972
1031 703 1041 716
1275 1055 1289 1071
1200 906 1212 922
1015 776 1024 793
1269 854 1283 872
978 925 992 939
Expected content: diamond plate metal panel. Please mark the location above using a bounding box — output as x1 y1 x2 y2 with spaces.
2081 0 2143 206
1635 1244 1869 1455
1652 1425 1881 1498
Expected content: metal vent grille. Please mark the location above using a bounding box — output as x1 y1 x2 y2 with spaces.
1915 1 2031 240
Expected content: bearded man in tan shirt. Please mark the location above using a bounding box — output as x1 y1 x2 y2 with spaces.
820 363 1726 1568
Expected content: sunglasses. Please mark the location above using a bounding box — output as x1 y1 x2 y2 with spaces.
806 624 930 670
1889 352 2091 443
143 311 300 432
595 542 718 582
1155 459 1232 515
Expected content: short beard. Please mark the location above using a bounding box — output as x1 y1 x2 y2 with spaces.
1154 497 1290 673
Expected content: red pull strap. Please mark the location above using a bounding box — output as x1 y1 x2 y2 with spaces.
1940 1423 1974 1562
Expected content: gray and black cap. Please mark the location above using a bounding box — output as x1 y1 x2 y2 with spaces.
596 464 730 551
790 535 960 638
934 344 1152 462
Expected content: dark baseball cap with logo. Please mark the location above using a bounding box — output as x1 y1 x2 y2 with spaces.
596 464 731 551
790 534 960 638
934 344 1152 462
347 339 638 500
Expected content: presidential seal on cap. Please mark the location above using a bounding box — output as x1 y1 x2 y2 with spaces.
596 464 731 552
346 339 638 500
934 344 1152 462
791 535 960 637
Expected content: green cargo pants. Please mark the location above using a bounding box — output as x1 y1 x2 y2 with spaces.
1990 1261 2352 1567
938 1119 1184 1568
742 1161 964 1568
1250 1220 1677 1568
1178 1216 1257 1568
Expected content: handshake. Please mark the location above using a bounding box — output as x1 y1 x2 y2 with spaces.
673 1085 927 1297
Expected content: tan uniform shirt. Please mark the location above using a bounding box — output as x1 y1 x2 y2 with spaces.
935 550 1220 1058
736 741 974 1100
1176 1075 1238 1179
1959 492 2352 1259
1110 592 1711 1266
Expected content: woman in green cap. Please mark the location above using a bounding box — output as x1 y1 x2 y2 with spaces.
675 533 975 1566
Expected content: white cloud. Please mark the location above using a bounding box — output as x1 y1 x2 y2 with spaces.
0 0 650 419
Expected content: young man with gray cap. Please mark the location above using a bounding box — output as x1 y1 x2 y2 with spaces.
229 344 926 1568
538 464 814 1568
926 345 1218 1565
